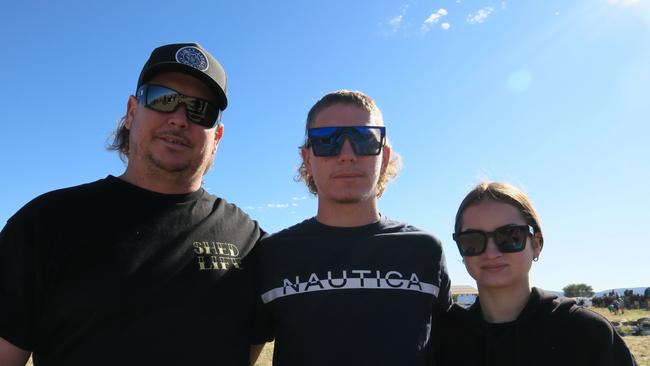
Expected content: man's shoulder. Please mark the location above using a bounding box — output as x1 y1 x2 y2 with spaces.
1 177 113 236
378 216 442 243
262 218 316 241
14 177 111 213
209 194 252 218
43 177 108 196
207 195 263 234
380 216 423 232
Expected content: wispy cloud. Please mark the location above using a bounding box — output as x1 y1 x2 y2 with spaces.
425 8 448 23
441 22 451 30
267 203 289 209
421 8 449 32
467 7 494 23
247 206 266 210
247 197 308 211
389 14 404 31
383 4 409 34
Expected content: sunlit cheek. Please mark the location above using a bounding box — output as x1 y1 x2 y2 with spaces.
522 240 537 267
370 159 383 182
522 254 535 272
465 259 480 280
511 251 534 279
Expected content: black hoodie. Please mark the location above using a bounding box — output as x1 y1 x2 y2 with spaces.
432 287 637 366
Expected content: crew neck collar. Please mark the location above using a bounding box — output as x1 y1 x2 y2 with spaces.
107 175 206 204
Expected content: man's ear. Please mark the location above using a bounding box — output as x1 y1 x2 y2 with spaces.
380 144 391 176
212 123 224 155
300 146 312 176
125 96 138 129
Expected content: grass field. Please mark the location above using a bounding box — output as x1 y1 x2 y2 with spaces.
254 343 274 366
25 307 649 366
590 307 650 366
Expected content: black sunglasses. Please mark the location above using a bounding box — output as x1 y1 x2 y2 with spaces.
306 126 386 157
136 84 222 128
453 224 534 257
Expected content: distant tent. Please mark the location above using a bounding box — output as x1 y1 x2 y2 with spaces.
451 285 478 296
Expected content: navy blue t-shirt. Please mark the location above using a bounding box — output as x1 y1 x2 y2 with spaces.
255 216 451 366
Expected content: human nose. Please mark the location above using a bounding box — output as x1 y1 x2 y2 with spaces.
337 138 357 162
167 104 189 129
483 237 503 258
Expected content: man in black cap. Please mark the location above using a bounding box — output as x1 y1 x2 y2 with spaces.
0 43 263 366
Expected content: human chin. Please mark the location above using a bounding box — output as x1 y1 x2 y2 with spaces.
330 188 375 204
477 273 511 289
146 151 193 173
477 265 528 290
332 195 363 205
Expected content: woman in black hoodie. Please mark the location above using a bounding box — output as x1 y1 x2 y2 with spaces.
433 182 636 366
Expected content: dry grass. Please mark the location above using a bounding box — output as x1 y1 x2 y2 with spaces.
590 307 649 322
590 307 650 366
25 309 649 366
624 337 650 366
254 342 274 366
24 345 276 366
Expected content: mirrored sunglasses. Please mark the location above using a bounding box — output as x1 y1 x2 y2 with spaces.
306 126 386 157
453 224 534 257
136 84 222 128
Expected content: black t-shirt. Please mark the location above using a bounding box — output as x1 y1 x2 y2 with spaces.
484 322 517 366
255 216 452 366
0 176 263 366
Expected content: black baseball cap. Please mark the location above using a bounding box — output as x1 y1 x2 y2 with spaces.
137 43 228 110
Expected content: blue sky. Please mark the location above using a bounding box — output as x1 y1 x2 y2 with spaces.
1 0 648 292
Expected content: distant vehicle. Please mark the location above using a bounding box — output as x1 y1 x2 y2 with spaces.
456 294 477 308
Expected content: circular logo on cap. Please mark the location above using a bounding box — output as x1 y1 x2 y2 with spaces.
175 46 209 72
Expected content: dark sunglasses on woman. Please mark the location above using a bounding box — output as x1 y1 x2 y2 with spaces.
453 224 534 257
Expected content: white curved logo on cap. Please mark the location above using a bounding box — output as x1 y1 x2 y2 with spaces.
175 46 209 72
